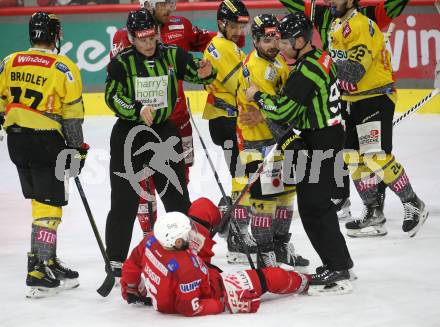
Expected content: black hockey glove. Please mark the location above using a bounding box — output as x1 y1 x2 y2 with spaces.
125 283 152 306
277 132 307 153
66 143 89 177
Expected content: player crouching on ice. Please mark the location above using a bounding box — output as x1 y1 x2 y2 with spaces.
120 198 310 316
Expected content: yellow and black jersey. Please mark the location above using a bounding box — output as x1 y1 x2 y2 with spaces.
236 50 289 143
329 10 394 102
202 34 246 120
0 48 84 146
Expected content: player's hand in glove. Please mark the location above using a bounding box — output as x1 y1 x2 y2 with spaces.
66 143 89 177
277 132 307 154
225 288 261 314
121 280 151 305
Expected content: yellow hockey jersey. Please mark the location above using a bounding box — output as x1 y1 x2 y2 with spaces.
202 34 246 120
236 50 289 143
329 10 394 102
0 48 84 137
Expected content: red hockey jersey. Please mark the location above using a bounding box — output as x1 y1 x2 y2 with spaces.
122 233 224 316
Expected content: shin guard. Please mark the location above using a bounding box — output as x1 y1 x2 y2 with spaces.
250 198 276 246
31 200 61 261
261 267 309 294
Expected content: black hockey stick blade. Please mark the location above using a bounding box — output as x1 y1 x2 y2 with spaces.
97 271 115 297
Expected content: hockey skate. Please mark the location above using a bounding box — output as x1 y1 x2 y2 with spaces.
257 243 279 268
402 196 429 238
26 253 60 299
226 230 257 264
47 257 79 290
316 264 357 281
274 234 309 272
308 269 353 296
332 198 352 220
345 204 387 237
106 261 122 287
217 196 232 239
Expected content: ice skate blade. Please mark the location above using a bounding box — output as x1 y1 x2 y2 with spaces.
226 251 257 264
308 279 353 296
346 225 387 238
26 286 59 299
60 278 80 290
408 211 429 238
337 210 352 220
349 269 358 281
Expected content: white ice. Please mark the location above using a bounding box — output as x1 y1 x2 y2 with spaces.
1 114 439 327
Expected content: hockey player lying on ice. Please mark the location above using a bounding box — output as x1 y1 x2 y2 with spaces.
120 198 309 315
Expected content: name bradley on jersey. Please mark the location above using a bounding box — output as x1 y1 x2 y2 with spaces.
10 71 48 86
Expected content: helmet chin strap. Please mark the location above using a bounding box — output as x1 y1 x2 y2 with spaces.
55 36 61 54
219 20 229 40
290 38 306 60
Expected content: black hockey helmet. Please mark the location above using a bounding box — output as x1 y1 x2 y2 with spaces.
29 12 61 46
126 9 158 38
251 14 279 41
277 12 313 43
217 0 250 24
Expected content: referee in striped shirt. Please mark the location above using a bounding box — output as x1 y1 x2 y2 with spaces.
245 12 353 292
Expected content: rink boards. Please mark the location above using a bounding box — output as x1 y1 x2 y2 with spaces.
82 89 440 116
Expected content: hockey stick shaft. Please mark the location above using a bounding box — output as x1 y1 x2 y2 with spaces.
384 22 395 44
310 0 316 24
186 98 256 269
212 141 280 236
74 177 115 297
145 175 155 229
187 98 229 202
392 89 439 126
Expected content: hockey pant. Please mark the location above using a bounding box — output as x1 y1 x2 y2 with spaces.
105 119 191 263
208 116 244 181
294 125 353 271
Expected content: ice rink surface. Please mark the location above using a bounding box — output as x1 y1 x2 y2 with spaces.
1 114 439 327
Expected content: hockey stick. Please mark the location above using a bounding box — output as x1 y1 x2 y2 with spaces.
145 174 155 229
186 98 256 269
74 177 115 297
310 0 316 24
384 22 395 44
187 98 230 204
212 138 282 237
392 88 440 126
